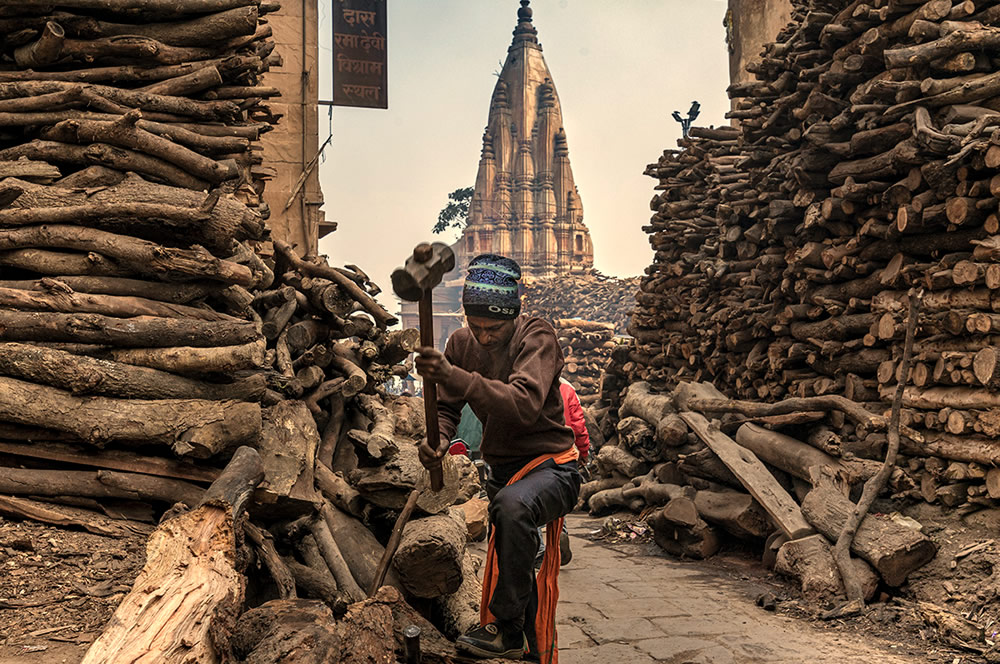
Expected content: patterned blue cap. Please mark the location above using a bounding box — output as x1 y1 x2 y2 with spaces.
463 254 522 319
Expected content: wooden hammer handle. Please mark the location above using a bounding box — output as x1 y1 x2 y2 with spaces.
419 290 444 492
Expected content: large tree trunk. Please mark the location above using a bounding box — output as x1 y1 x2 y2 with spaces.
0 310 258 347
0 375 261 456
0 342 264 401
80 446 263 664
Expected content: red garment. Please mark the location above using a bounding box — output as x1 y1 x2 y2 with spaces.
559 381 590 461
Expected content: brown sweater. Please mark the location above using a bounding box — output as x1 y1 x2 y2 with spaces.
437 315 574 467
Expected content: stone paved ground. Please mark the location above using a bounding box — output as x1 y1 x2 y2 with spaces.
552 513 933 664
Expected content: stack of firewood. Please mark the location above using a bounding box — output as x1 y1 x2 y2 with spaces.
553 318 616 401
522 270 638 333
622 0 1000 514
0 0 280 501
0 1 488 660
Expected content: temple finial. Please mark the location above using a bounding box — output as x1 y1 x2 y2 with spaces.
512 0 538 44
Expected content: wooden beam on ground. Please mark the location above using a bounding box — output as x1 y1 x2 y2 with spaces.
679 411 815 540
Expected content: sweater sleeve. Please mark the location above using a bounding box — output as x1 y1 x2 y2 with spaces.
443 320 562 429
435 334 465 444
562 384 590 459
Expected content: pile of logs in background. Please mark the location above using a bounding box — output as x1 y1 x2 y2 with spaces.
625 0 1000 529
588 0 1000 644
0 1 489 660
521 271 639 333
521 272 637 407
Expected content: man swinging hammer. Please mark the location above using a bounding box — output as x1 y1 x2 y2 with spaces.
415 254 581 662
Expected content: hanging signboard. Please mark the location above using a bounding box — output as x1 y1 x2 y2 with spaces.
332 0 387 109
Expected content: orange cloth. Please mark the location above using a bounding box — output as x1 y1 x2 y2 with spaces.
480 446 578 664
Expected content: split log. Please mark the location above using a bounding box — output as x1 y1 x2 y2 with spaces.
801 483 937 586
392 509 467 598
775 534 878 601
0 441 219 484
257 401 319 505
648 496 721 559
432 550 482 639
80 446 263 664
349 442 460 515
0 494 153 538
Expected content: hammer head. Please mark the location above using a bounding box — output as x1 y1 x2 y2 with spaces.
391 242 456 302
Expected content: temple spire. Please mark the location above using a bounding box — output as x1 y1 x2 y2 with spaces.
458 0 594 277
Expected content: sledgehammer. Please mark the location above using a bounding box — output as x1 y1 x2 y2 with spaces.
390 241 455 492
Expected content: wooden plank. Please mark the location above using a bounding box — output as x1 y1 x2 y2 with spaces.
679 411 815 540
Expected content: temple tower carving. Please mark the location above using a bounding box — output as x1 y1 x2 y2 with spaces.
458 0 594 276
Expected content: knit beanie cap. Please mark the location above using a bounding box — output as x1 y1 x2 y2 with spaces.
462 254 522 320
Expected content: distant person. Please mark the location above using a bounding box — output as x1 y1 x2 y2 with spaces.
455 402 484 460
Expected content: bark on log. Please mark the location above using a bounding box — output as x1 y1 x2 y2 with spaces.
229 599 341 664
693 489 773 540
800 483 937 586
80 446 263 664
0 225 253 285
96 338 265 374
734 423 846 483
648 497 721 559
432 550 482 640
0 441 219 484
42 111 237 183
0 342 263 401
775 534 878 601
392 509 466 599
0 309 256 347
0 375 261 456
257 401 320 504
0 494 153 538
0 466 202 505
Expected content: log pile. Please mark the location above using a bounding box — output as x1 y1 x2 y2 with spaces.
596 0 1000 644
522 270 639 333
622 0 1000 520
553 318 616 401
583 380 937 605
0 1 487 659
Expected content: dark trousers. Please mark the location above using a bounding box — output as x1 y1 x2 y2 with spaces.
485 459 581 641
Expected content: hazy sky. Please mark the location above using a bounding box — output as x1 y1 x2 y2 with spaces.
316 1 731 303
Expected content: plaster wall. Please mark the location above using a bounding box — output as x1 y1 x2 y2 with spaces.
260 0 326 254
727 0 793 86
